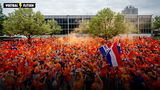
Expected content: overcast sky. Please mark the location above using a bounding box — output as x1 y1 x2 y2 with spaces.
1 0 160 16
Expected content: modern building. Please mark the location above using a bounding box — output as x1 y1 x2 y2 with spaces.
45 6 152 34
122 5 152 33
122 5 138 14
45 15 94 34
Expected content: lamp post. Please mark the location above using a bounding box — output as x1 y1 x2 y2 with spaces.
67 15 70 34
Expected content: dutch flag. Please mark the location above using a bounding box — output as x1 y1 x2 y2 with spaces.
106 42 121 67
99 44 111 56
99 42 122 67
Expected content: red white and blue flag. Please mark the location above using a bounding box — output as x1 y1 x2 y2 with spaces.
99 43 111 56
99 42 122 67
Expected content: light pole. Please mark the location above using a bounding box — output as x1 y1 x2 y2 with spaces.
138 15 140 34
67 15 70 34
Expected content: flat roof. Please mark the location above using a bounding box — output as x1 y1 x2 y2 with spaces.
44 15 95 18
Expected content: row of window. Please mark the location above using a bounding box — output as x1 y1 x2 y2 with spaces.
140 29 151 33
54 18 88 24
60 30 74 34
125 18 151 23
59 24 78 29
46 18 81 34
45 17 152 34
59 24 79 34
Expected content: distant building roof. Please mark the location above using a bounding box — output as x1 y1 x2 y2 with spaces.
122 5 138 15
45 15 94 19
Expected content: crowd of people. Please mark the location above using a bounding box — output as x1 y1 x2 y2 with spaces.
0 36 159 90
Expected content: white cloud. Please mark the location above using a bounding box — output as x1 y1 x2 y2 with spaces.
1 0 160 16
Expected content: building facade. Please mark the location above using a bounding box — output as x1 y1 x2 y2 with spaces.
122 5 152 33
45 6 152 34
124 14 152 33
122 5 138 14
45 15 93 34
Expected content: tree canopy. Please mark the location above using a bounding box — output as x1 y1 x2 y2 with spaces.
152 16 160 30
74 20 90 34
0 4 6 36
3 8 61 38
89 8 127 38
47 20 62 35
75 8 137 39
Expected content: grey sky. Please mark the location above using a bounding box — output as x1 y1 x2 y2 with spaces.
1 0 160 16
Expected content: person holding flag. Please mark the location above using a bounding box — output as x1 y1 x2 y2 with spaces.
99 42 122 67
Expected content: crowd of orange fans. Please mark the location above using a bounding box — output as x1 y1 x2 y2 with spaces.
0 36 159 90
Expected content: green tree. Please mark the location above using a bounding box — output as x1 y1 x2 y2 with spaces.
47 20 61 36
152 16 160 29
3 8 52 39
124 22 138 34
88 8 127 38
0 3 6 36
74 20 90 34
